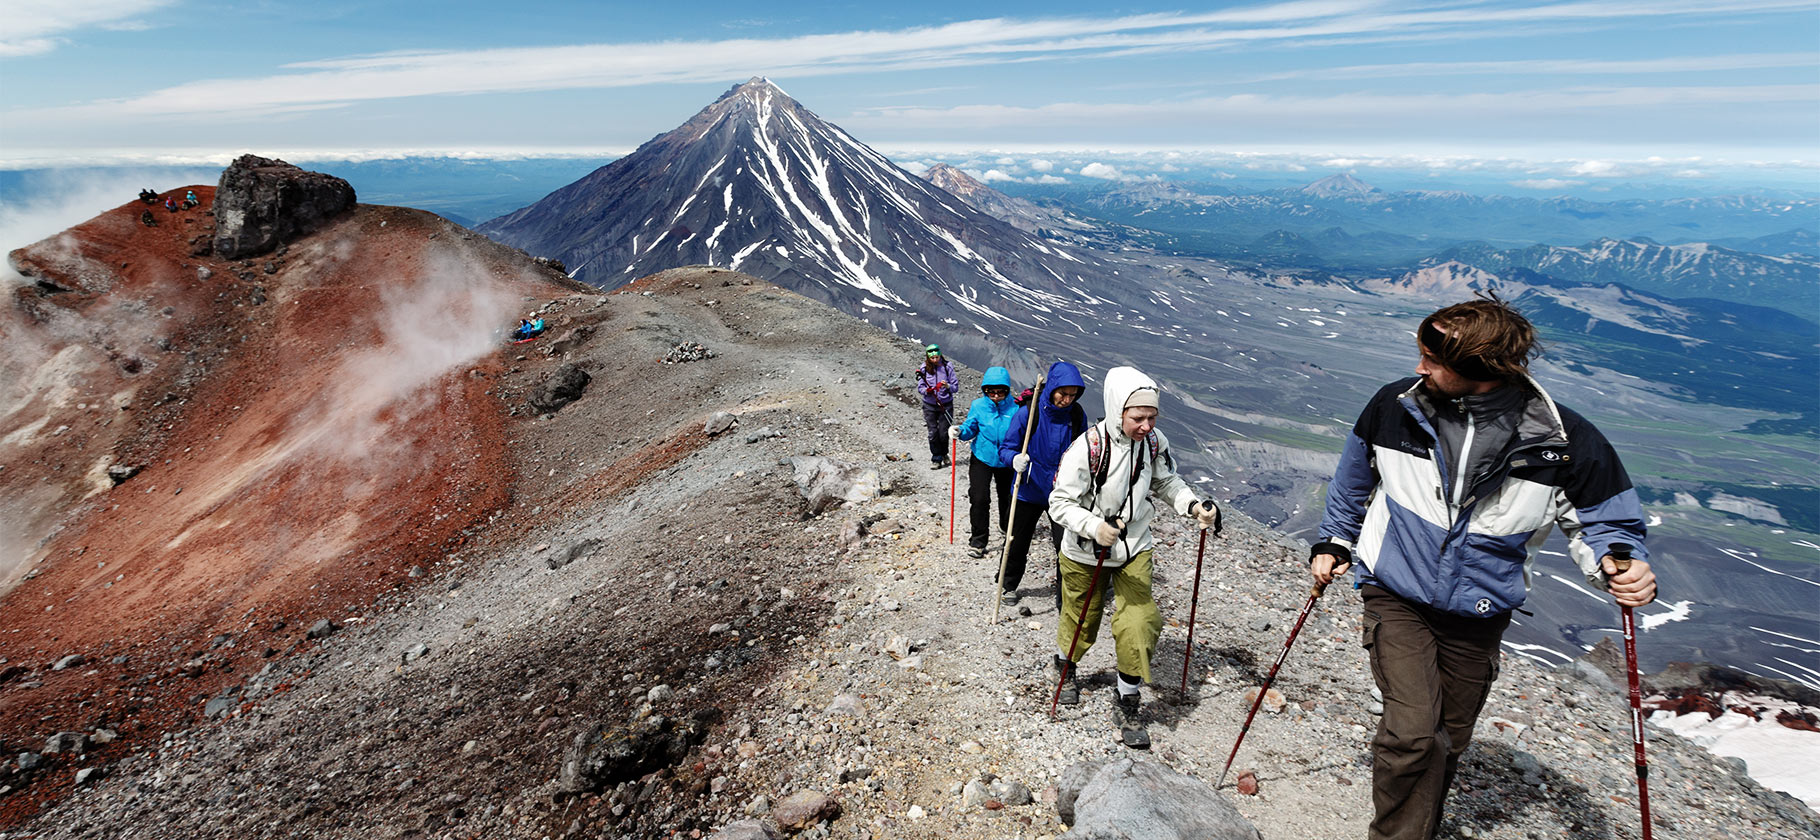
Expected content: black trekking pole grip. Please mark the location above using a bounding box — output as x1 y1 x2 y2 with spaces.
1610 541 1634 572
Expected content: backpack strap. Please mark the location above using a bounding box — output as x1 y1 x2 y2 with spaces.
1087 425 1108 491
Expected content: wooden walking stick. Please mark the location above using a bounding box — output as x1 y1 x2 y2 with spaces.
991 374 1045 621
1611 542 1655 840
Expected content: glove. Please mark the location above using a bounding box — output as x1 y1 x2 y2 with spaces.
1012 453 1030 474
949 425 963 442
1192 500 1221 533
1093 519 1123 547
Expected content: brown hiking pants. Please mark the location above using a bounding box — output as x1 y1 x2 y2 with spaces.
1360 584 1510 840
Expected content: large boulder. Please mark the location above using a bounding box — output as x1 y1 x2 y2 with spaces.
212 155 356 259
556 711 712 795
1060 758 1260 840
528 363 592 414
789 456 879 514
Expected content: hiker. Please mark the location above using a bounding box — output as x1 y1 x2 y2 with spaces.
183 189 198 209
949 366 1018 558
138 188 157 204
164 196 179 213
140 209 157 227
997 361 1089 606
1308 297 1654 840
1048 365 1219 747
915 344 958 470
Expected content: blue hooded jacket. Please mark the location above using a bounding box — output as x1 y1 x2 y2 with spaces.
1000 362 1089 504
957 367 1018 467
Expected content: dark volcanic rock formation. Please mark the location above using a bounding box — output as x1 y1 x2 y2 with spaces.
212 155 356 259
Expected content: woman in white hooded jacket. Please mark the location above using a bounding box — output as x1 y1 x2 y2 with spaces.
1048 365 1220 747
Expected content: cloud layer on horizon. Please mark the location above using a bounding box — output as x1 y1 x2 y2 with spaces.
5 0 1815 156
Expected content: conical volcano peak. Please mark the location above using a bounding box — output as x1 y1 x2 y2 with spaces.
1301 172 1378 198
718 76 791 104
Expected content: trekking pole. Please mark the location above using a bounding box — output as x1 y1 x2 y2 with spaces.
1217 575 1333 789
1179 510 1212 695
948 406 957 544
1052 517 1121 719
991 375 1045 621
1611 542 1654 840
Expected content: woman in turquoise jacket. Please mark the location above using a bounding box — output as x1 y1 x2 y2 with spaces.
951 366 1019 558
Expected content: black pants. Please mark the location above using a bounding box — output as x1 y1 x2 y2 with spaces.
967 459 1014 549
1361 585 1510 840
1001 497 1064 595
922 402 952 464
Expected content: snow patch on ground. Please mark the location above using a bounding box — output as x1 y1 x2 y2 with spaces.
1652 694 1820 811
1639 599 1693 631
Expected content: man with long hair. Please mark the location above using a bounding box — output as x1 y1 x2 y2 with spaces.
1310 297 1656 839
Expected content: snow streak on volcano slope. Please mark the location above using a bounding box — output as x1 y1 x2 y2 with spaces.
480 78 1136 332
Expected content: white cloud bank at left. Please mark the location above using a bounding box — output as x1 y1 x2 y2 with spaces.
0 0 173 57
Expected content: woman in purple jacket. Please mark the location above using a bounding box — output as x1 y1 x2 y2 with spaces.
915 344 959 469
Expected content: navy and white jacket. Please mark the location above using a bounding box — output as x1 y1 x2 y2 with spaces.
1318 375 1648 618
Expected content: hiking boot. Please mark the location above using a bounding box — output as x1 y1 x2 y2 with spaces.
1000 589 1019 607
967 545 986 558
1054 656 1081 706
1113 692 1150 749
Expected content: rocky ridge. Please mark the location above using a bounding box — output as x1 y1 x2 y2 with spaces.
4 263 1813 839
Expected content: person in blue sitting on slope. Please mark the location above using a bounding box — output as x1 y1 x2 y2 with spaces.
949 366 1019 559
1310 296 1656 840
997 361 1089 608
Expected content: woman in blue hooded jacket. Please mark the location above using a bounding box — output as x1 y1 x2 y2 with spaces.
996 361 1089 606
950 367 1019 558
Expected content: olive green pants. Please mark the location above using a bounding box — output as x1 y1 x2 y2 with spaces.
1055 550 1162 682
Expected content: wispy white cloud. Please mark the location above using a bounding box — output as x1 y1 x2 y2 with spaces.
1241 52 1820 82
26 1 1817 117
0 0 172 57
844 83 1820 141
1510 178 1585 190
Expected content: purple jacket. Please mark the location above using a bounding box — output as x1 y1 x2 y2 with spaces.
916 360 957 406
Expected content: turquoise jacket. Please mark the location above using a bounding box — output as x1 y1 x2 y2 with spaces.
957 366 1018 468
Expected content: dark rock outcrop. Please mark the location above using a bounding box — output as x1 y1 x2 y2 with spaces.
556 711 712 795
528 363 591 414
212 155 356 259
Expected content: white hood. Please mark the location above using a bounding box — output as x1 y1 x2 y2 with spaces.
1101 365 1159 421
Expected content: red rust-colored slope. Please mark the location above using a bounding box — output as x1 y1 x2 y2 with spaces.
0 191 572 822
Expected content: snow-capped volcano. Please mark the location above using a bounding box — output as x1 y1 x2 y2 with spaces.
480 78 1125 327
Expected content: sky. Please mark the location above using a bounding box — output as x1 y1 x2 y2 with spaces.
1 0 1817 190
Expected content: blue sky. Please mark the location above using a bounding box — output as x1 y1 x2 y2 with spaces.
2 1 1817 188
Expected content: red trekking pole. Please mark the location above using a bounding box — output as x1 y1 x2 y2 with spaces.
1611 542 1654 840
1217 576 1332 789
949 434 957 544
1052 518 1121 718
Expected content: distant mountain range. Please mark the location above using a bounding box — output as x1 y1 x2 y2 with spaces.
1425 237 1820 313
1368 261 1817 416
1065 175 1820 281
